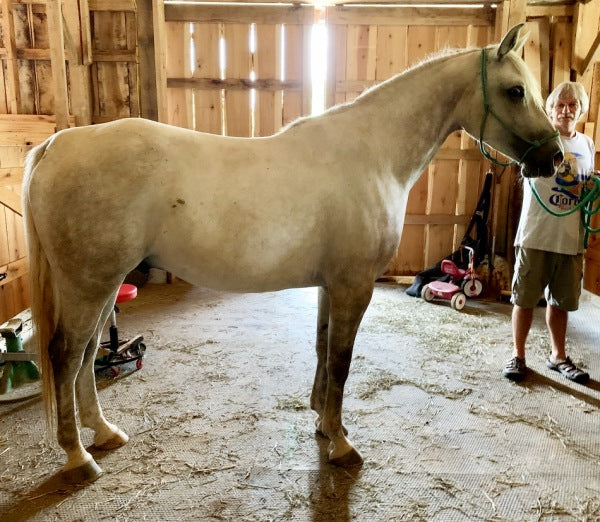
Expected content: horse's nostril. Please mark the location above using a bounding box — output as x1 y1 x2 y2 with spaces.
553 150 564 166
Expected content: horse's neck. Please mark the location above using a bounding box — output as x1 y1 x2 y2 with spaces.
345 51 475 183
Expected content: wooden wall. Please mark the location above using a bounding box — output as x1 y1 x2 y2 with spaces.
325 7 495 274
162 3 313 136
0 0 599 322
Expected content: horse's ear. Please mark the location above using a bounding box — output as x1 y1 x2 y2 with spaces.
497 23 525 60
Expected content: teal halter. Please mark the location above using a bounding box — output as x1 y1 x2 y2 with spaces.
478 48 559 167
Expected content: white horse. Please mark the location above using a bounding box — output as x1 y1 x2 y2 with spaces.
23 25 562 483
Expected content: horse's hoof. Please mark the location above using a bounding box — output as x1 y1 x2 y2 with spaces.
94 428 129 450
329 447 363 467
61 459 103 484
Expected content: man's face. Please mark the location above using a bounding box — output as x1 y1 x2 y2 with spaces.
550 96 581 137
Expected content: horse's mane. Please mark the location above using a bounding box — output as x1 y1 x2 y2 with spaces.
280 46 482 132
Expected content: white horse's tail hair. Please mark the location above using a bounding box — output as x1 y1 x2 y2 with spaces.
23 140 58 434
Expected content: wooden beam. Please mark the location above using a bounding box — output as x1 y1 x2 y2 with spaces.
0 187 21 215
63 0 93 126
165 4 314 25
46 0 70 131
579 31 600 77
0 257 28 287
327 6 493 26
79 0 93 66
92 50 137 62
88 0 136 11
167 77 302 91
507 0 527 29
137 0 158 121
572 0 600 90
0 114 69 145
526 5 573 18
404 214 470 226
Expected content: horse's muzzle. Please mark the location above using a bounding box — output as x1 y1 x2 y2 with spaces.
521 143 563 179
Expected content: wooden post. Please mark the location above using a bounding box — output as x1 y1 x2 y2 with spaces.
153 0 168 123
137 0 159 121
46 0 70 131
63 0 92 126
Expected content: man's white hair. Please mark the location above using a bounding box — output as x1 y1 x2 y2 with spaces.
545 81 589 120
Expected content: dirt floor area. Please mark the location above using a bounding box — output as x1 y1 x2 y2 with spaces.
1 280 599 521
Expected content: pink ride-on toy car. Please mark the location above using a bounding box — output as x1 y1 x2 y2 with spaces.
420 245 483 310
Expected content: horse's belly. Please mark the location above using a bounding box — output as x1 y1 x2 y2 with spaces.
150 250 321 292
148 221 325 292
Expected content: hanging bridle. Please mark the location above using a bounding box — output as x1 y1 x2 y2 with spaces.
478 48 560 167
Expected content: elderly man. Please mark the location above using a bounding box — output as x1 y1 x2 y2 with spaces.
503 82 595 383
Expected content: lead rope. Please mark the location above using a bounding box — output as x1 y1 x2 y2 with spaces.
528 176 600 248
478 49 559 167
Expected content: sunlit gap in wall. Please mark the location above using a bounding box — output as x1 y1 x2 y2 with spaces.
311 6 328 116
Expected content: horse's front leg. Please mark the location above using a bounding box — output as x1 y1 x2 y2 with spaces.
76 304 129 451
50 329 103 483
320 282 373 467
310 286 349 438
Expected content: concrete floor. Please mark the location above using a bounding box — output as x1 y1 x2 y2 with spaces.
1 281 599 521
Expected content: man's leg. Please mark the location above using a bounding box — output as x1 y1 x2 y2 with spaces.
546 304 567 361
512 304 534 359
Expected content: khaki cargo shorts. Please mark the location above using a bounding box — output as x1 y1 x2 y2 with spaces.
511 246 583 311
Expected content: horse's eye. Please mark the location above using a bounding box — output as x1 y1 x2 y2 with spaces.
507 86 525 99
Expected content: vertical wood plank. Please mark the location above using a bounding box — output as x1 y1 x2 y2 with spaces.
345 24 376 101
572 0 600 93
255 24 282 136
1 0 21 113
283 24 304 125
224 23 251 136
166 21 192 129
193 22 222 134
375 25 407 81
137 0 159 121
153 0 168 123
64 0 92 125
0 207 9 266
46 0 70 130
523 20 542 92
406 25 435 68
327 22 347 107
13 4 33 114
551 21 571 90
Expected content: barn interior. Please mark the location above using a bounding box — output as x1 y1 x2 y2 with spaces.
1 0 600 520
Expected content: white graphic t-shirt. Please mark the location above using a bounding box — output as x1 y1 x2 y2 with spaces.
514 131 595 255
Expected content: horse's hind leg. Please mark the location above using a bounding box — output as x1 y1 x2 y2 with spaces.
310 287 329 427
50 324 103 483
76 296 129 451
320 282 373 467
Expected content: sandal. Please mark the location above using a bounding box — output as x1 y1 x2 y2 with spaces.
546 356 590 384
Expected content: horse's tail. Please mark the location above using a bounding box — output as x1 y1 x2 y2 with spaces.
22 140 58 434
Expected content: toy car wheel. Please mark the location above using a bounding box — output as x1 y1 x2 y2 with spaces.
421 284 434 302
462 278 483 297
451 292 466 310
